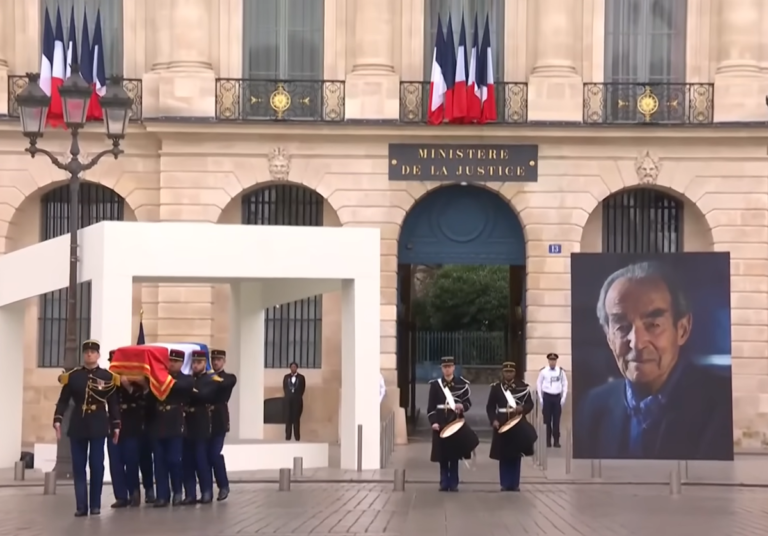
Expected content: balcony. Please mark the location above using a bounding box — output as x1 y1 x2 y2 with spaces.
583 82 714 125
215 79 345 121
399 82 528 124
7 75 143 122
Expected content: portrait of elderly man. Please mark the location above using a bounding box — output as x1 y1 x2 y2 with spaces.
573 260 733 461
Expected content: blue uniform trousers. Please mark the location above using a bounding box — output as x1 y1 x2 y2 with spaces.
139 434 154 492
439 459 460 490
208 434 229 489
499 457 522 490
107 436 140 501
183 438 213 499
70 437 106 512
152 437 183 502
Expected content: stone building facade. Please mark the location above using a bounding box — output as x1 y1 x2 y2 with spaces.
0 0 766 448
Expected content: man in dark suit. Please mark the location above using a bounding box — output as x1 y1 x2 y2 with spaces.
283 362 306 441
574 261 734 461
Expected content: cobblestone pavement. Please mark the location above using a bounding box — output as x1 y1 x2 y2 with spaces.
2 482 768 536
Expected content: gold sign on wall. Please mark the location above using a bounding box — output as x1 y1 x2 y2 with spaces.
388 144 538 182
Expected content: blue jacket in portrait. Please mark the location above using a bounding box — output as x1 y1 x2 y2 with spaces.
573 361 734 461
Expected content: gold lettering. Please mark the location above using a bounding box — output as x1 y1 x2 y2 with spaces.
477 166 485 176
401 165 410 175
456 149 464 158
504 166 514 176
418 149 427 159
489 149 497 159
467 149 475 159
516 166 525 176
477 149 486 159
457 165 463 176
501 149 509 160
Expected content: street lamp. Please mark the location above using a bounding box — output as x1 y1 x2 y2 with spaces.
16 67 133 479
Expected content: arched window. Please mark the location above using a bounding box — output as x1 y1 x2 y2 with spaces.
423 0 505 80
41 0 124 76
602 189 682 253
604 0 687 83
242 184 324 368
38 183 125 367
242 0 324 79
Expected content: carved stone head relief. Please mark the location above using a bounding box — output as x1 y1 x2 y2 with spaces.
635 150 661 185
267 147 291 181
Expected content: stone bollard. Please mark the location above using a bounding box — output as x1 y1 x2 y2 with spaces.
278 468 291 491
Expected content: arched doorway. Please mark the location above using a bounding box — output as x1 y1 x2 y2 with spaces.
397 185 526 420
241 183 324 369
602 188 682 252
38 183 126 367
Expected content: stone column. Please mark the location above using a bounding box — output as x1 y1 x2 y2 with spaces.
714 0 764 121
157 0 216 117
142 0 172 117
527 0 583 121
345 0 400 120
0 1 11 116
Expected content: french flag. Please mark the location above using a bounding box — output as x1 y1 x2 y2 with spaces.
466 14 481 123
80 10 93 106
427 16 447 125
39 8 54 97
65 7 78 78
47 8 66 128
478 15 497 124
88 9 106 121
442 16 457 123
450 15 468 123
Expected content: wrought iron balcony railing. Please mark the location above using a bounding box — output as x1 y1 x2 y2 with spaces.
399 82 528 124
215 79 345 121
8 75 143 122
583 82 714 125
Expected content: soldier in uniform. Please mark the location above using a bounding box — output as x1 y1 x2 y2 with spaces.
53 340 121 517
486 361 537 492
209 349 237 501
181 350 222 505
139 418 156 503
426 356 476 492
147 348 194 507
107 350 150 508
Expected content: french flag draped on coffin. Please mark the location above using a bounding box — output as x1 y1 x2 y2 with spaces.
151 342 212 374
109 345 176 400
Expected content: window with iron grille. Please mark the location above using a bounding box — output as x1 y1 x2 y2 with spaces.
40 0 124 77
602 188 682 253
38 183 125 367
242 184 324 368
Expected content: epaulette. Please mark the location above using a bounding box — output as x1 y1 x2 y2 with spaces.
58 366 81 386
108 370 120 387
428 378 438 383
460 376 470 384
211 375 223 382
490 381 499 386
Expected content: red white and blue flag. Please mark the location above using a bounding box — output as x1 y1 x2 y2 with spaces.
65 7 78 79
466 14 481 123
427 16 447 125
88 10 106 121
47 8 66 128
451 15 469 123
442 16 457 123
39 8 54 98
478 15 497 123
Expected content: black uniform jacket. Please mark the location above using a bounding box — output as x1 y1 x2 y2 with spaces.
184 372 222 441
53 366 121 439
427 376 477 462
211 370 237 436
116 382 149 438
486 380 537 460
147 372 194 439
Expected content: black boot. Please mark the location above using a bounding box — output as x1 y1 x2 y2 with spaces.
74 510 88 518
153 500 169 508
180 496 197 506
171 493 182 506
130 490 141 507
110 499 129 509
90 508 101 516
144 488 156 504
199 491 213 504
217 488 230 501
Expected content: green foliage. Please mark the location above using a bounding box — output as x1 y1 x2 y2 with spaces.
413 265 510 332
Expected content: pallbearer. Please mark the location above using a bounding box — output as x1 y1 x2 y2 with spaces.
486 361 537 492
426 356 477 492
209 349 237 501
53 340 121 517
139 417 155 503
148 349 194 507
181 350 221 505
107 350 149 508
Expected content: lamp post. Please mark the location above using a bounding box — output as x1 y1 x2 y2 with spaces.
15 67 133 479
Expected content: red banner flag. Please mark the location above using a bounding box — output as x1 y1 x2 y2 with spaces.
110 345 175 400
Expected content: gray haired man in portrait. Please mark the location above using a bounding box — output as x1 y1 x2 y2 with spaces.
573 261 733 461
